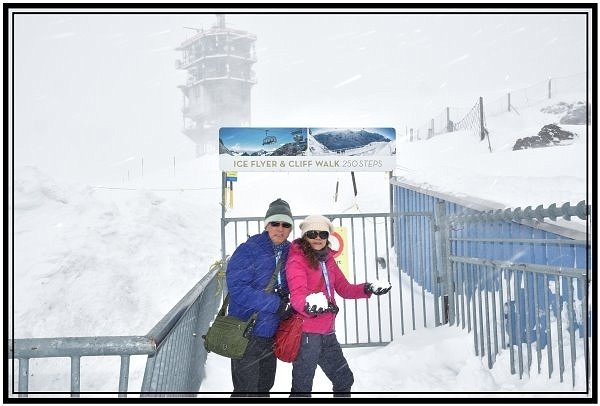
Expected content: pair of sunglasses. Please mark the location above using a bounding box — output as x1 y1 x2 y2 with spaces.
269 221 292 229
304 230 329 240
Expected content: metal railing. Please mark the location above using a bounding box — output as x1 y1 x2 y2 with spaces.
8 336 155 397
8 263 223 397
441 201 590 386
391 178 592 389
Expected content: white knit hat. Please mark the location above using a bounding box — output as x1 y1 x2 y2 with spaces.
299 215 334 235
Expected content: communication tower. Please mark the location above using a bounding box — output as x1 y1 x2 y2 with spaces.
176 14 257 155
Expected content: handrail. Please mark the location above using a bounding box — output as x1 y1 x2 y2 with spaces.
391 177 588 240
9 336 155 359
8 262 224 397
145 265 220 345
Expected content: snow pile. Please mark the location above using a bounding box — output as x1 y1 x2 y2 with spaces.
11 162 222 338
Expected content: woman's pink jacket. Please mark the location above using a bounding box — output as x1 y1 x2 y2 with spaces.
285 240 371 334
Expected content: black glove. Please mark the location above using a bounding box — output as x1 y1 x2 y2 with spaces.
364 282 391 296
326 301 339 314
276 298 293 320
304 302 325 317
274 286 288 299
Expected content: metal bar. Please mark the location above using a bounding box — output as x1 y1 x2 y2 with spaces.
71 356 81 397
448 256 585 278
350 217 360 342
465 258 473 333
506 270 516 375
514 271 524 379
141 353 157 392
458 217 470 329
567 276 576 387
449 237 588 246
430 211 441 326
533 273 542 374
471 265 479 355
417 211 427 327
220 172 227 260
476 266 485 359
523 271 532 374
460 264 466 329
397 215 405 336
498 269 506 350
408 212 416 331
373 216 383 341
18 358 29 397
361 217 371 343
340 219 349 345
483 266 493 369
490 265 499 359
556 276 565 383
11 336 155 359
544 274 554 379
118 355 130 397
384 218 394 341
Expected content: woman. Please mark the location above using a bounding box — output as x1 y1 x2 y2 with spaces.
285 214 391 397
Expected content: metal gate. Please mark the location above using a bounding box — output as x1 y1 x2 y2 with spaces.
220 212 394 347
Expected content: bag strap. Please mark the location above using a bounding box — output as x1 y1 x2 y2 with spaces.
319 261 333 299
265 252 284 292
220 249 285 317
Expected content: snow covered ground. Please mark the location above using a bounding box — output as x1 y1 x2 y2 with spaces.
8 91 591 398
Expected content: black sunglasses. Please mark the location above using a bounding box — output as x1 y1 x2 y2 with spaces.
269 221 292 229
304 230 329 240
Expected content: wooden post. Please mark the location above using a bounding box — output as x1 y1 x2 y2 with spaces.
430 118 435 138
479 97 485 141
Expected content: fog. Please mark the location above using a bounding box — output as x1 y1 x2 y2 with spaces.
11 9 588 184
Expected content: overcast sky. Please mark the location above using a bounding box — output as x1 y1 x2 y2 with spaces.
11 8 589 183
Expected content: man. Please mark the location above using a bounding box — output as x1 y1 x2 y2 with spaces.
226 198 295 396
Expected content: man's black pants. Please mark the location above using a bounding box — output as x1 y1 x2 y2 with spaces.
231 336 276 397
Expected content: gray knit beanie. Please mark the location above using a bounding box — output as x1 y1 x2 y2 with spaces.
264 198 293 225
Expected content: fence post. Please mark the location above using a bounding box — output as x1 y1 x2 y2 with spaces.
479 97 485 141
434 200 454 325
548 78 552 99
430 118 435 138
221 172 227 261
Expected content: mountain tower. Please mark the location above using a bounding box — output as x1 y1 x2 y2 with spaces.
176 15 257 155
